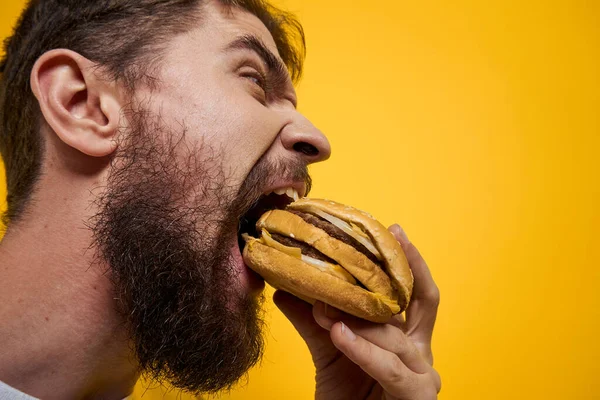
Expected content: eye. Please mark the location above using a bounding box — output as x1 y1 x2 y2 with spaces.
246 75 262 86
244 72 266 91
240 66 267 91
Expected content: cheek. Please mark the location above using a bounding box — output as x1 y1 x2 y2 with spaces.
218 105 282 176
136 73 282 184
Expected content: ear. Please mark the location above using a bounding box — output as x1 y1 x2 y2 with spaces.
30 49 121 157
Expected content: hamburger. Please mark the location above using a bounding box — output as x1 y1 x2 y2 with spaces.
240 195 413 323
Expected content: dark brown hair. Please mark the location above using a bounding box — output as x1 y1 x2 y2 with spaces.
0 0 305 226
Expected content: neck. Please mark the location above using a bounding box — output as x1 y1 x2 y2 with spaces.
0 190 139 399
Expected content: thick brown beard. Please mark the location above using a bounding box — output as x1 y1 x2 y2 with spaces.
88 108 272 395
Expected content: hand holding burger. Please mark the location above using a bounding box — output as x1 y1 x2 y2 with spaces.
240 195 440 399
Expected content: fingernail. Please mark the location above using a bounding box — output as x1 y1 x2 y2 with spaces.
341 322 356 341
325 304 343 320
399 226 410 243
393 224 410 244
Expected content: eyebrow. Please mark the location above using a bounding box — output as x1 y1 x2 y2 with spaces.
224 34 296 107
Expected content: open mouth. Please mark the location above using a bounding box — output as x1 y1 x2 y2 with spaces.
237 190 298 253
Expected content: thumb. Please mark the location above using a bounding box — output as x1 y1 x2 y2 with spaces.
273 290 337 357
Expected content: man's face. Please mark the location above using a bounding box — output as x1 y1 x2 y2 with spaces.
91 1 330 395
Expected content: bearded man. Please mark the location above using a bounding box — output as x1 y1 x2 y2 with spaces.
0 0 441 399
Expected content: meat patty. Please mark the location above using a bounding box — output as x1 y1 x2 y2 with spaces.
271 233 337 264
287 210 382 266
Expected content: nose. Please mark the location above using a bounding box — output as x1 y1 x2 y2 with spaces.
279 113 331 164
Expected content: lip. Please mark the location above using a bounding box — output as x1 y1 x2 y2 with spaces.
231 235 265 294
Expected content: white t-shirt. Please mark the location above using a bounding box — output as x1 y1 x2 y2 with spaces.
0 381 38 400
0 381 131 400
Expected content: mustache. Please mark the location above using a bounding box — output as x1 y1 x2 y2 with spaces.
232 156 313 218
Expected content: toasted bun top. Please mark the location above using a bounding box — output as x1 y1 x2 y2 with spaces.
288 198 414 311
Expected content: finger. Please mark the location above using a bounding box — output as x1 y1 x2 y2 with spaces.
314 302 430 374
403 241 439 349
389 225 440 342
388 223 410 248
312 300 355 331
388 311 406 331
273 291 335 357
313 301 403 331
329 321 424 397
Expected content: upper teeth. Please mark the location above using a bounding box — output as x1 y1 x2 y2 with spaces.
264 187 300 201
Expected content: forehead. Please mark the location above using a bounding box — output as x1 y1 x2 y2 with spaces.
199 0 282 59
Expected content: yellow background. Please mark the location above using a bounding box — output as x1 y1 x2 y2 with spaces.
1 0 599 399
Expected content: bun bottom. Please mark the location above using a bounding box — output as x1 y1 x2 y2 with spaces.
243 239 398 323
